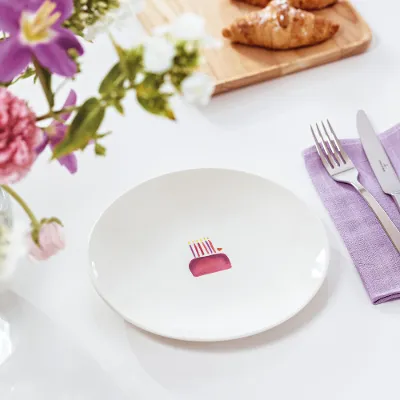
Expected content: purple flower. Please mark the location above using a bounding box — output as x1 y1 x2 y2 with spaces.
37 89 78 173
0 0 84 83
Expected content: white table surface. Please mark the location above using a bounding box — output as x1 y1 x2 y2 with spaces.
3 0 400 398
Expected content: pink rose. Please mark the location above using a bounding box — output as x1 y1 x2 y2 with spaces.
0 88 43 184
29 222 65 261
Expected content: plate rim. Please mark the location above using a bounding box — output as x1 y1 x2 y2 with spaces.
88 167 330 342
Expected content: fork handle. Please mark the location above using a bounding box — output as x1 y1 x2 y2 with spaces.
356 185 400 252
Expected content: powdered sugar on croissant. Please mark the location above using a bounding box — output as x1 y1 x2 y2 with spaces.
222 0 339 50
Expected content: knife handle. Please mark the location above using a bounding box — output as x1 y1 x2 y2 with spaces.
392 192 400 211
357 186 400 252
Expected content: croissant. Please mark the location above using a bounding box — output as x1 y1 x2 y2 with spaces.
290 0 337 9
222 1 339 50
235 0 337 10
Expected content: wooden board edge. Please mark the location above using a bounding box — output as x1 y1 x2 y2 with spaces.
339 1 373 57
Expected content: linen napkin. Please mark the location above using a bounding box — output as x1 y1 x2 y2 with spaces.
303 124 400 304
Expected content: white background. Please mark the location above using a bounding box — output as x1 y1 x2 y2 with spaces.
4 0 400 398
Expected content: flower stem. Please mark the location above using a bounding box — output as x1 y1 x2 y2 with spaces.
1 185 40 228
55 78 69 95
36 105 80 122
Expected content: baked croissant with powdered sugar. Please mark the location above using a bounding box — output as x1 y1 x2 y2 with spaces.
222 0 339 50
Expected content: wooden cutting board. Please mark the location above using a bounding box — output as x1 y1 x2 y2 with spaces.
138 0 372 95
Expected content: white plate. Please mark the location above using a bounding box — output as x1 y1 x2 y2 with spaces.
89 169 329 342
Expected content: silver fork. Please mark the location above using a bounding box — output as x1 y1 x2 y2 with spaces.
311 120 400 253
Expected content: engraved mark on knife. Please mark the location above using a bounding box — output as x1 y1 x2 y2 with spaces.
379 160 390 172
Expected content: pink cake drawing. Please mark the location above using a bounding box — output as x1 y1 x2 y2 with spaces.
188 238 232 277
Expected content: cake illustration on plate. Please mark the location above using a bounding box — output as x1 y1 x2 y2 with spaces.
188 238 232 277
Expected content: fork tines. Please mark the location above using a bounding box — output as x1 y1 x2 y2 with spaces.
311 120 350 170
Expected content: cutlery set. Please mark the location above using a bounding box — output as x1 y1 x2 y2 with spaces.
312 111 400 252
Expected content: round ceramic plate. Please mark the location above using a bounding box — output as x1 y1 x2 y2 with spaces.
89 169 329 342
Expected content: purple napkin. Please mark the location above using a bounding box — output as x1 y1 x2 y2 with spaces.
304 124 400 304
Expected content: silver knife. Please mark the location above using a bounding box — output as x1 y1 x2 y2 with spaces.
357 110 400 210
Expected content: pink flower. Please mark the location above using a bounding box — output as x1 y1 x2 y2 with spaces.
0 88 43 184
29 222 65 261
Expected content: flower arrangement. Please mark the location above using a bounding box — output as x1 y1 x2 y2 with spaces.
0 0 219 281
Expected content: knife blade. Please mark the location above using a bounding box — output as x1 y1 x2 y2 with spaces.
357 110 400 210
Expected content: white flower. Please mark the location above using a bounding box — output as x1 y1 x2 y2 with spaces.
0 222 28 283
85 18 113 41
143 36 176 73
181 72 215 106
85 0 145 40
152 24 170 37
158 75 175 94
152 13 221 53
170 13 206 41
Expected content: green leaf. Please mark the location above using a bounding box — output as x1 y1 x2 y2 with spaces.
99 63 127 113
136 74 166 99
33 61 54 108
94 131 112 139
110 37 143 84
52 98 105 159
168 42 200 92
170 71 190 91
19 67 36 80
110 35 130 77
41 68 54 107
174 42 200 69
113 101 124 115
42 68 54 107
126 48 143 82
99 62 124 95
94 143 107 156
137 94 175 121
69 98 104 139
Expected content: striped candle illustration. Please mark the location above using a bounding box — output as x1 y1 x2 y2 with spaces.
188 238 232 277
